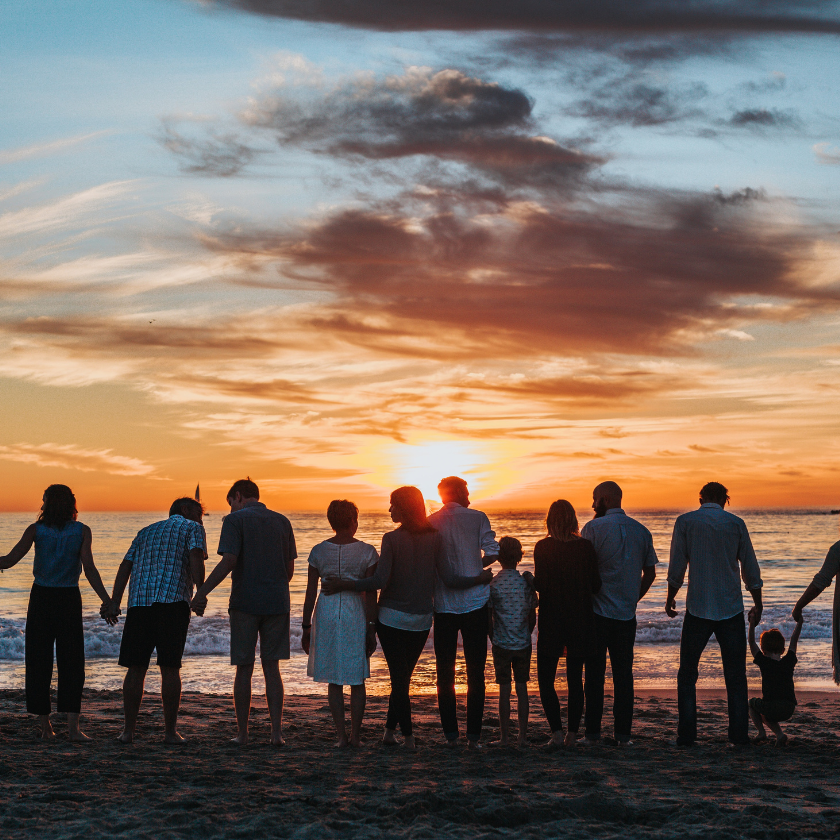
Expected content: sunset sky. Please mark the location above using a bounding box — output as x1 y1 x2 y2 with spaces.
2 0 840 512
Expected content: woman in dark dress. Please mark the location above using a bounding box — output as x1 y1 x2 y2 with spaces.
533 499 601 748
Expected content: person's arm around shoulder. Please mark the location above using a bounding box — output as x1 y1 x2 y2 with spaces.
78 525 117 624
747 608 761 659
793 541 840 622
437 531 492 589
0 523 36 570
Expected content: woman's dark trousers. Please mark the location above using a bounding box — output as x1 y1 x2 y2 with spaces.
377 621 429 737
25 584 85 715
537 631 585 733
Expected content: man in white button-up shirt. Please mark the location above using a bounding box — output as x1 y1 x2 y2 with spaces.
580 481 658 745
665 481 763 746
429 476 498 748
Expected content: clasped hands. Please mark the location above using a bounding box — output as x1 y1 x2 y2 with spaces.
99 599 121 626
190 593 208 617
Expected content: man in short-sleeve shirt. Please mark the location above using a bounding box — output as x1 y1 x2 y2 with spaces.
109 497 206 744
580 481 658 744
192 479 296 746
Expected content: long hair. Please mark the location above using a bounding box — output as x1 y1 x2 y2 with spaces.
390 486 434 534
546 499 580 541
38 484 78 530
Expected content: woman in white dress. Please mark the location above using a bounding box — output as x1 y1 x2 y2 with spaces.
301 500 378 748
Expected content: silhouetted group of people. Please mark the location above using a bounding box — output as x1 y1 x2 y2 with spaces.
2 478 839 749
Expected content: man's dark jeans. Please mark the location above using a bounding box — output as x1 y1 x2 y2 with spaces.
434 606 488 741
585 613 637 742
677 610 748 745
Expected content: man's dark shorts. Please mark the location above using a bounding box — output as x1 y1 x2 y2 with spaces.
749 696 796 723
492 644 531 685
119 601 191 670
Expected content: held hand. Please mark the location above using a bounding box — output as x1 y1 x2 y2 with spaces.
366 627 377 658
100 600 120 626
477 569 493 585
748 605 763 625
301 627 311 654
664 598 678 618
190 594 207 617
791 604 804 623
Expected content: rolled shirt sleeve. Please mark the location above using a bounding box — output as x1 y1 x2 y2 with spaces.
666 519 689 590
738 521 763 591
812 541 840 592
479 512 499 557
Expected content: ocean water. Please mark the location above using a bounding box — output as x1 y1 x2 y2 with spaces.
0 509 837 698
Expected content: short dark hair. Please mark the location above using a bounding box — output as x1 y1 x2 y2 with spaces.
699 481 729 506
438 476 468 500
760 628 785 655
227 479 259 501
38 484 77 530
169 497 203 521
498 536 523 565
326 499 358 531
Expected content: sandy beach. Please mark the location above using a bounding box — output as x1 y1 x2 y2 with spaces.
1 688 838 839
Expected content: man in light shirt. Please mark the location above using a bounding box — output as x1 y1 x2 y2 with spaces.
580 481 658 745
666 481 763 747
429 476 498 749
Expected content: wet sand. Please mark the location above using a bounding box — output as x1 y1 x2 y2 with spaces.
1 688 839 839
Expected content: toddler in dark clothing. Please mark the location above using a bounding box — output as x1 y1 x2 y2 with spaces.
748 612 802 746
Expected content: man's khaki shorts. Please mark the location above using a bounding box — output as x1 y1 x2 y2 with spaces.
229 610 290 665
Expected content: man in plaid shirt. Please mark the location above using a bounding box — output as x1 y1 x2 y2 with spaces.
108 497 206 743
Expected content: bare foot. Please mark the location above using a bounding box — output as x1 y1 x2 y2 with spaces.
116 730 134 744
382 731 398 746
753 734 769 744
444 738 459 749
164 731 187 745
563 731 577 748
404 735 417 751
37 716 56 740
68 730 92 742
349 737 362 749
466 740 484 751
775 734 788 746
231 733 249 746
490 738 510 747
517 736 529 747
270 736 286 748
336 738 350 749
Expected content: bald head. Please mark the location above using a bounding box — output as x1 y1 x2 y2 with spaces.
592 481 623 515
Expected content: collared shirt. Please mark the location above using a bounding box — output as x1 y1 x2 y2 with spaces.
581 508 658 621
217 501 297 615
490 568 537 650
124 515 206 608
667 503 762 621
428 502 499 614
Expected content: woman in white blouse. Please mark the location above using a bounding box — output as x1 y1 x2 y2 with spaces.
301 500 378 748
